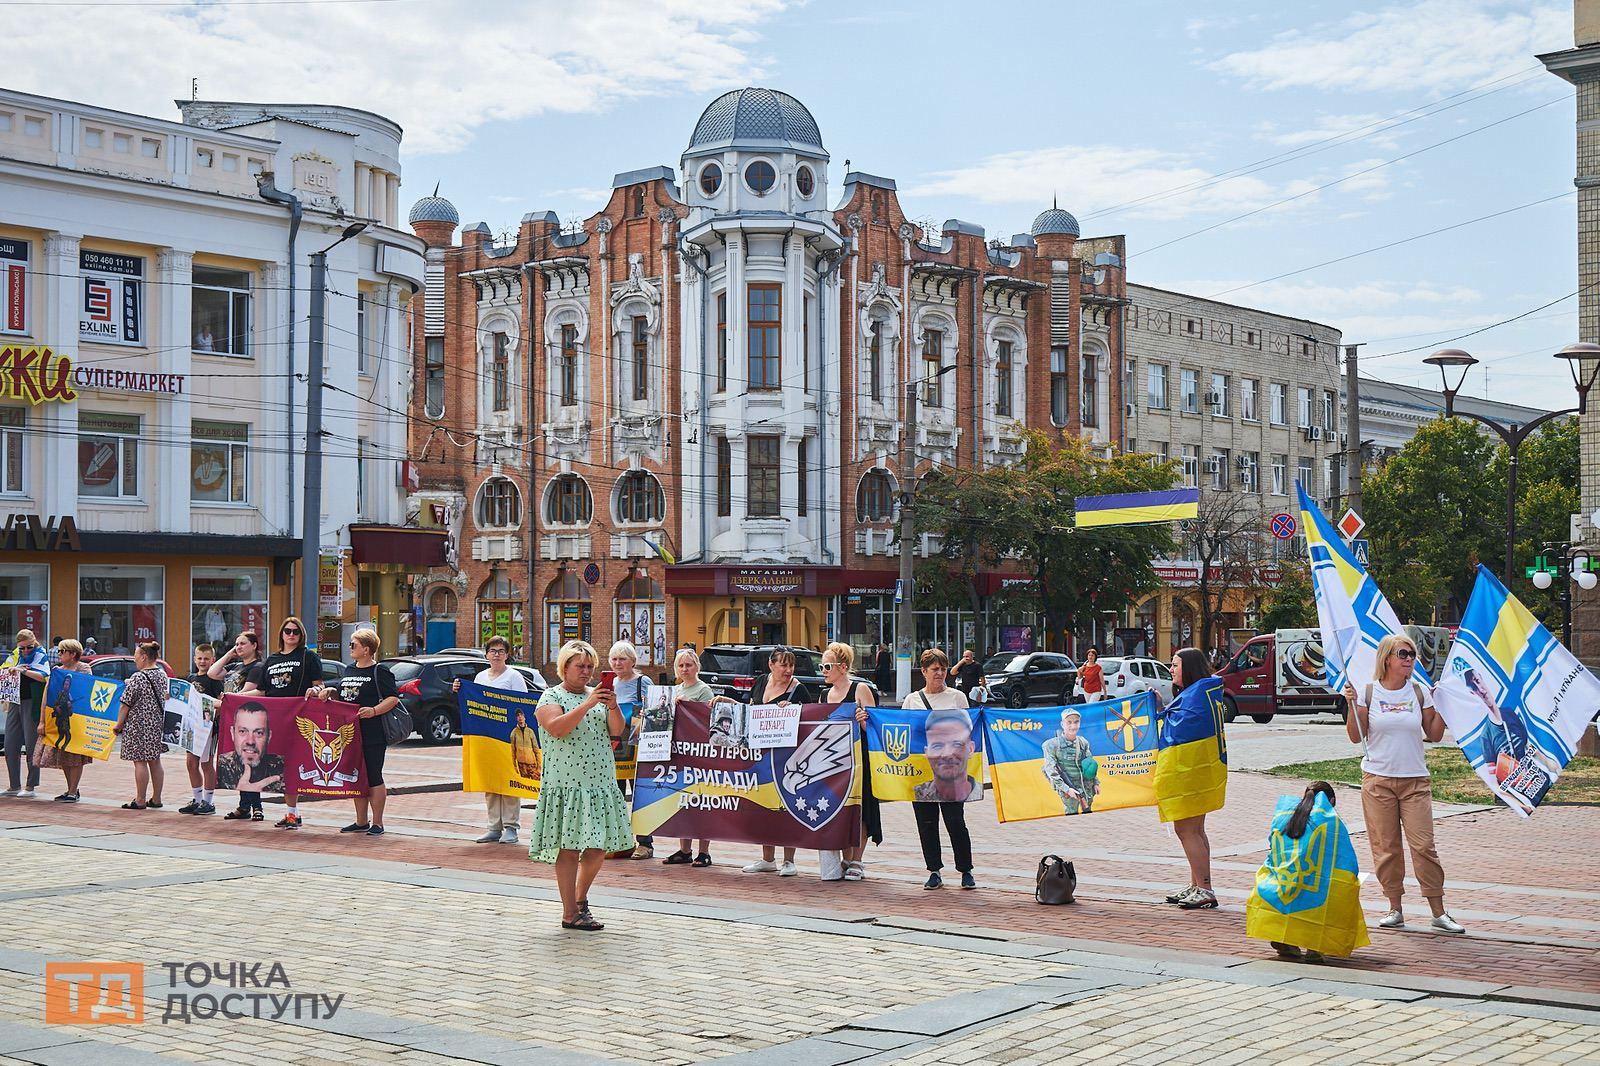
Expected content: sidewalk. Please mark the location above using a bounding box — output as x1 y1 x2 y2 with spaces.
13 742 1600 1000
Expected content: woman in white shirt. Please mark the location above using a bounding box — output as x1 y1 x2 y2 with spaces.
453 636 528 844
1343 633 1465 934
606 641 653 860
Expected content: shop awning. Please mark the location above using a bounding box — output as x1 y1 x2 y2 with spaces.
349 525 448 568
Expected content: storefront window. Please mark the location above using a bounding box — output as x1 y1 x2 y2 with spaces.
614 574 666 665
78 411 140 499
191 566 268 653
544 572 591 662
0 564 49 649
79 565 162 654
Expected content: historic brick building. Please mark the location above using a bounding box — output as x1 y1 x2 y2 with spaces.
404 88 1127 674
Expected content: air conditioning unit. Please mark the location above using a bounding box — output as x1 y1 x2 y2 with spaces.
1205 391 1221 406
1235 455 1251 469
1304 426 1323 442
1124 402 1135 416
1204 458 1221 474
1338 432 1349 448
1237 472 1252 486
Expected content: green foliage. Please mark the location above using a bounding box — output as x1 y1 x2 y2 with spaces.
1259 559 1315 630
915 431 1179 648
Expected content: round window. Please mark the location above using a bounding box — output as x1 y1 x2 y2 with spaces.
795 165 815 198
745 160 776 194
699 162 722 197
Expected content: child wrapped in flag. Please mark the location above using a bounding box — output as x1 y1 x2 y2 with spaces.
1246 782 1370 961
1153 649 1229 909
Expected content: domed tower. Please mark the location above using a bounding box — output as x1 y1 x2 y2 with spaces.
408 187 459 248
1030 201 1080 261
676 89 846 637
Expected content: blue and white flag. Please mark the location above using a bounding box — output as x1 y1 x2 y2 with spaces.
1434 565 1600 817
1297 482 1418 694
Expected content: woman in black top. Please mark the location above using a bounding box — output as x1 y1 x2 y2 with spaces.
313 627 398 837
252 617 322 830
741 649 813 877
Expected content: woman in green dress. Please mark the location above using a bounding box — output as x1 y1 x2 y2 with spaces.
530 639 634 931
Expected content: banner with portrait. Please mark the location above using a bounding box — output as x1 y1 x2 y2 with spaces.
631 701 861 850
160 677 216 758
216 694 368 798
40 670 122 760
459 680 548 800
864 706 984 802
982 691 1160 822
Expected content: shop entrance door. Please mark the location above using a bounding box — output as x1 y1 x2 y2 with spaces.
746 599 786 645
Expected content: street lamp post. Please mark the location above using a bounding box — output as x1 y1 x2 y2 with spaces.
1423 343 1600 587
1530 543 1599 648
300 222 369 633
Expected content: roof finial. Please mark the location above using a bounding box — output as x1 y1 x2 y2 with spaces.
1053 191 1058 210
432 181 440 198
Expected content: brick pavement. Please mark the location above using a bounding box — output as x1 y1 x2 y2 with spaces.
13 743 1600 998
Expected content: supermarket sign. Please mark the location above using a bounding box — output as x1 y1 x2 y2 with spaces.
1 346 188 404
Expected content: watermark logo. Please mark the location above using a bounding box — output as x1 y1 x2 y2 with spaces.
45 962 145 1024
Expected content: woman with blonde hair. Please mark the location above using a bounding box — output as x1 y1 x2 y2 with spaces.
819 641 878 881
314 628 399 836
530 640 633 931
1343 633 1465 933
659 646 725 868
36 639 92 802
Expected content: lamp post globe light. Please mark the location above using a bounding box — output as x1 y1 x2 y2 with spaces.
1424 344 1600 587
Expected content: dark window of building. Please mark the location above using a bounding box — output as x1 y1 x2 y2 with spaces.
745 160 776 194
748 283 781 390
424 337 444 418
1050 346 1069 426
922 329 944 407
491 332 509 412
631 315 648 402
798 438 808 517
857 470 894 522
476 476 521 528
716 437 732 517
630 187 645 218
559 324 577 407
617 470 664 523
996 340 1013 417
716 292 728 392
700 163 722 197
796 166 815 198
869 320 883 403
748 435 780 517
546 474 592 525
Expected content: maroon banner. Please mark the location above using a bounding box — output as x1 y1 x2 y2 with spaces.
631 701 861 850
217 694 369 798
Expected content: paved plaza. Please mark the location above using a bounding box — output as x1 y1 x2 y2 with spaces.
0 723 1596 1064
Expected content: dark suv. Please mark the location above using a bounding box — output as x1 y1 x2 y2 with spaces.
383 654 547 743
698 644 876 703
981 651 1079 708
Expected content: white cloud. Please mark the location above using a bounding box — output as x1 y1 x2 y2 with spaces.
1255 114 1403 151
1212 1 1568 94
3 0 788 156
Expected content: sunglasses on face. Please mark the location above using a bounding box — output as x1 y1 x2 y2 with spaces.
283 628 301 636
1395 649 1416 660
822 661 842 669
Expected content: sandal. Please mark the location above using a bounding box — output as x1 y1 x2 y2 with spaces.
146 801 163 810
120 801 146 810
662 850 693 865
561 913 604 931
250 809 264 822
691 853 713 868
223 808 251 820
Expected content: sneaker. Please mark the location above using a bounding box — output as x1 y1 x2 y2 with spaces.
499 828 518 845
0 789 18 798
663 850 693 865
62 793 81 804
742 859 779 874
53 793 74 802
1378 909 1406 929
1430 913 1466 934
178 800 200 815
630 844 654 860
194 802 214 815
16 789 34 799
1165 885 1196 905
960 871 977 890
1271 941 1304 960
924 872 943 890
340 822 371 834
1179 888 1218 910
777 861 798 877
475 830 502 843
366 825 385 836
275 814 301 830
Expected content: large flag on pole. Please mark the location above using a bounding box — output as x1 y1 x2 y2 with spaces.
1073 488 1198 528
1434 565 1600 816
1296 481 1416 694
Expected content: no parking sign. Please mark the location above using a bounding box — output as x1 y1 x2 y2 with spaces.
1269 513 1297 539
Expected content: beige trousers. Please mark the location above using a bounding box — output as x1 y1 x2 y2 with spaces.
1360 772 1445 904
485 792 522 832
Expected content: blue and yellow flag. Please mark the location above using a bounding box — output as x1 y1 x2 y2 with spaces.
1245 792 1370 958
39 669 123 760
1074 488 1199 528
1434 565 1600 816
865 706 984 802
1154 676 1228 822
458 680 548 799
982 692 1160 822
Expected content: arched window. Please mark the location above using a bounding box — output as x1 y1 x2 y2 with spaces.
425 586 457 619
475 476 522 529
617 470 664 524
615 573 666 665
544 571 592 662
478 572 519 600
545 474 592 525
476 572 523 651
857 470 896 523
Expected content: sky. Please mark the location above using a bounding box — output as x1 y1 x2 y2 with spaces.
5 0 1588 409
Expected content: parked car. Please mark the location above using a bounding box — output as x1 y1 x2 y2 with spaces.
1098 656 1174 704
981 651 1079 708
383 653 547 743
698 644 876 704
85 655 176 681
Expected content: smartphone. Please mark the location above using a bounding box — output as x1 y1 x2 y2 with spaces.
599 670 616 691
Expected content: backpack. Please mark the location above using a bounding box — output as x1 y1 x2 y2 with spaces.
1035 854 1077 905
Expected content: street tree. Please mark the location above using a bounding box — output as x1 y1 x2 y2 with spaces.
1179 487 1273 655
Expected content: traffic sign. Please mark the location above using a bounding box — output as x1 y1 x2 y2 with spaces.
1351 538 1370 565
1337 508 1365 542
894 578 904 605
1269 513 1298 539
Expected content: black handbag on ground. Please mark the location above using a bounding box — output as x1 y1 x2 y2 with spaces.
1035 854 1077 905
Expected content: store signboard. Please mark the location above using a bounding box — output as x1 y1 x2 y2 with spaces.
0 345 76 405
79 250 144 346
730 568 802 595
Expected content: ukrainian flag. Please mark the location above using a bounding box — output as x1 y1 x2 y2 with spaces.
1246 792 1370 958
1297 481 1416 694
1073 488 1199 528
1154 676 1227 822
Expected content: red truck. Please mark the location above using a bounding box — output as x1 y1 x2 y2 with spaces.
1215 626 1451 725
